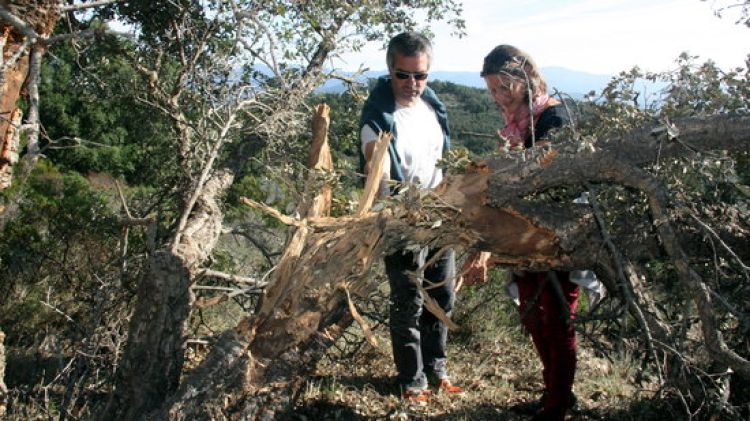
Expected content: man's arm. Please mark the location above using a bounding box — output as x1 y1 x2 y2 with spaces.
363 140 378 175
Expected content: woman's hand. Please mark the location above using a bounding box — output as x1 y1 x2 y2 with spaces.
496 130 525 151
456 251 492 292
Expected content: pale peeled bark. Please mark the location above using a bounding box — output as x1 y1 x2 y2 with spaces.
0 1 59 189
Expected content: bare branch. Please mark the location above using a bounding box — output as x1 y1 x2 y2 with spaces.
326 71 365 86
41 135 117 150
114 180 132 218
586 184 666 380
118 216 155 227
341 284 378 347
630 168 750 378
21 46 43 159
114 181 156 228
227 228 279 266
39 298 75 323
689 212 750 281
59 0 125 13
455 130 496 139
171 100 248 249
244 13 286 87
197 268 266 287
408 246 460 330
44 27 135 45
0 37 33 77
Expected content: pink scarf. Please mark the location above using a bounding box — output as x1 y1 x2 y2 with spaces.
499 94 558 149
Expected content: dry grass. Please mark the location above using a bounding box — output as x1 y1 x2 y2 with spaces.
293 277 677 420
2 275 731 420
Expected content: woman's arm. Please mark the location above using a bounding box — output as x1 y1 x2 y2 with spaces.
456 251 492 291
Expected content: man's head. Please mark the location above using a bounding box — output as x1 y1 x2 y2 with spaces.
386 32 432 106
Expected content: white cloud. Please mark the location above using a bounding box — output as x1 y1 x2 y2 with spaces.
335 0 748 75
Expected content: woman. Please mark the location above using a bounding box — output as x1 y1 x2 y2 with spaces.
480 45 569 150
467 45 579 421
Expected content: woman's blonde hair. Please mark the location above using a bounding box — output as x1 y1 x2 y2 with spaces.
480 44 548 99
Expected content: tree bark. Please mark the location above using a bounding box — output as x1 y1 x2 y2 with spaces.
0 1 58 189
98 171 234 420
160 103 347 420
98 17 340 413
0 330 6 418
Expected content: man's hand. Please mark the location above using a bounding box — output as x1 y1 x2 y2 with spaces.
455 251 491 292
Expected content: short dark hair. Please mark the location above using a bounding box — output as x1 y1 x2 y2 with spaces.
386 31 432 70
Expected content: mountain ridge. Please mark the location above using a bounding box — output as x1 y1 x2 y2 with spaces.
319 66 616 98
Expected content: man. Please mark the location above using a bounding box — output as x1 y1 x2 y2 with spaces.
359 31 462 403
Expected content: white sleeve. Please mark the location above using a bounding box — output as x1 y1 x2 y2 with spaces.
360 124 379 156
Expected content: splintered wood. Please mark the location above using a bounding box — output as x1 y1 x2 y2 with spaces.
237 102 595 359
357 131 391 216
304 103 333 217
238 104 392 359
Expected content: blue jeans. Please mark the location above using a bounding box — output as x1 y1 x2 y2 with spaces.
384 248 456 391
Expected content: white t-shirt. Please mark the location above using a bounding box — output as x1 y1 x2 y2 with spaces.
361 99 445 189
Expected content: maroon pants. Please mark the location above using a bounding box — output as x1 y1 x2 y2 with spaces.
517 271 579 420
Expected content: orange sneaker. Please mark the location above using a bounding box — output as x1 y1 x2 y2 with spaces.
402 388 431 405
437 378 464 395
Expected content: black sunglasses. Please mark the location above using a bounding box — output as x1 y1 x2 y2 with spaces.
394 70 428 81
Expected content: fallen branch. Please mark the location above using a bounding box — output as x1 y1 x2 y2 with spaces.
341 284 378 347
198 268 266 286
688 212 750 281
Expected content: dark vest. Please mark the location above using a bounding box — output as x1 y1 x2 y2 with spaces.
358 76 450 183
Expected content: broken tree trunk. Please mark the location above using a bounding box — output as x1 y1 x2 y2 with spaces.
161 103 348 420
156 114 749 419
98 171 234 421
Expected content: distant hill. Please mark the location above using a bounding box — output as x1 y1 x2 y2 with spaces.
318 66 616 98
431 66 614 97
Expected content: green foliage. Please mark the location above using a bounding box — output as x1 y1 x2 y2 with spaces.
4 1 470 418
226 171 293 228
579 54 749 137
105 0 210 46
6 0 749 417
0 161 121 346
429 80 499 156
661 53 750 116
453 268 520 343
570 52 750 415
39 32 176 186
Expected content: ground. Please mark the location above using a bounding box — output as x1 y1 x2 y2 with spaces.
292 275 679 421
0 271 712 420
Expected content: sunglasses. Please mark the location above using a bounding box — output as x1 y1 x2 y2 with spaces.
394 70 428 81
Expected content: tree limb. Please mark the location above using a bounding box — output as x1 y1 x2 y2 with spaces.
197 268 266 287
0 4 39 41
59 0 124 13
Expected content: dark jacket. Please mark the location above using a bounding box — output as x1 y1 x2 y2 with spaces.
525 104 570 148
359 76 451 182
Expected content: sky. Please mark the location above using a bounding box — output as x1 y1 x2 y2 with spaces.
333 0 749 76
